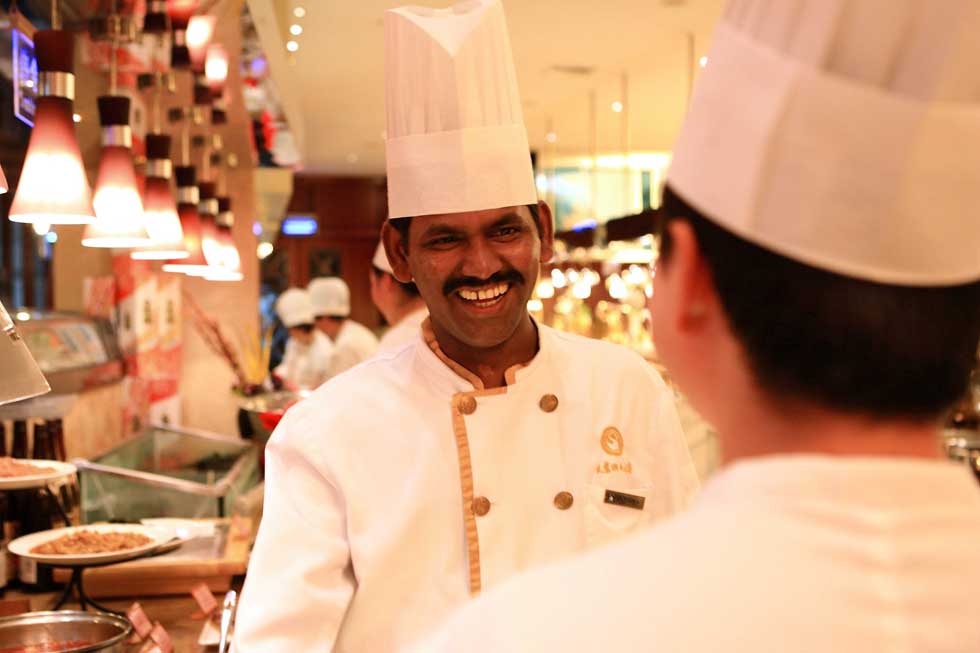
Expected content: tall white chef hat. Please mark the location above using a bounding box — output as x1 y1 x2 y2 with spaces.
308 277 351 318
384 0 537 220
667 0 980 286
276 288 315 328
372 240 394 275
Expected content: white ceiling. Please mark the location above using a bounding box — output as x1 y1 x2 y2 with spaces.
250 0 724 174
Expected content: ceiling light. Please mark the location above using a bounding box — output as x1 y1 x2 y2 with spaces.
72 113 81 123
290 24 302 35
611 101 623 113
186 15 217 71
545 132 558 143
32 222 49 236
293 7 306 18
286 40 299 52
205 44 229 97
10 29 94 225
162 167 212 275
699 56 708 68
132 134 187 260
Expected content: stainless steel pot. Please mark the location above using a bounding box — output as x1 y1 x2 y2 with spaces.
0 611 132 652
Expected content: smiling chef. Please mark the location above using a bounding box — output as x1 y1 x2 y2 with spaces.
232 1 698 651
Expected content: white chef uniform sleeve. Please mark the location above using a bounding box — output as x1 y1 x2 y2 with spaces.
327 344 362 378
233 405 354 652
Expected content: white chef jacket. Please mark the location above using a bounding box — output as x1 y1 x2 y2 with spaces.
234 322 699 652
377 306 428 355
414 455 980 653
326 319 379 376
272 330 334 392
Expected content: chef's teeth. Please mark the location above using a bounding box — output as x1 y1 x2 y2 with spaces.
458 283 510 302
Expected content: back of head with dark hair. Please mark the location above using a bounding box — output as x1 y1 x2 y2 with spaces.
659 185 980 419
371 264 421 298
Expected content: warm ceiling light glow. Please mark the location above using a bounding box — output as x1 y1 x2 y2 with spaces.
257 242 274 259
83 96 150 248
205 45 230 97
162 205 211 275
132 177 188 260
611 101 623 113
166 0 199 26
83 145 150 248
10 102 95 223
286 40 299 52
290 24 303 35
293 6 306 18
545 132 558 143
699 56 708 68
32 222 50 236
186 15 217 70
72 113 81 123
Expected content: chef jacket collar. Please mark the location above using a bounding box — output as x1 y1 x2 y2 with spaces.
699 455 980 513
416 316 548 393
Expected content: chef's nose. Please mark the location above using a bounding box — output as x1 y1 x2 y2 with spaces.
460 236 502 280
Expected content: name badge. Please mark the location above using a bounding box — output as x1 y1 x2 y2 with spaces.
604 489 645 511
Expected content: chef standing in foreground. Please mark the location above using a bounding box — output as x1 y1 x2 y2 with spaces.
370 240 428 354
271 288 334 392
413 1 980 651
233 1 698 651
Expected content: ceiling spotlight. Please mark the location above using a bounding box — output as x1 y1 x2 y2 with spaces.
611 101 623 113
293 7 306 18
545 132 558 143
699 56 708 68
290 24 302 35
73 113 82 123
286 40 299 52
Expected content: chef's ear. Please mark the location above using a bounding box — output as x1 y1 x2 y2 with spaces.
382 220 414 284
536 201 555 264
662 220 718 331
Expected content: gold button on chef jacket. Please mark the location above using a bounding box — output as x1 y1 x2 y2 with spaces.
234 322 699 653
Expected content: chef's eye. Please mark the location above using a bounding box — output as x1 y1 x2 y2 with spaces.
426 235 461 248
493 226 521 239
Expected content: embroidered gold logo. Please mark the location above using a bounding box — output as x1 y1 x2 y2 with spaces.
600 427 624 456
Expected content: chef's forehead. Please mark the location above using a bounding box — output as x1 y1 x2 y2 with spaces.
392 205 541 241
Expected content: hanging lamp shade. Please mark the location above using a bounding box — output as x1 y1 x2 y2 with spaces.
143 0 170 34
167 0 199 69
132 134 188 260
204 196 243 281
205 44 229 99
0 301 50 406
162 166 211 275
83 96 151 248
186 15 216 72
194 180 224 274
9 30 94 225
0 163 8 195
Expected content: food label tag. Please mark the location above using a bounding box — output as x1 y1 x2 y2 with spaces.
127 602 154 639
150 622 173 653
191 581 218 616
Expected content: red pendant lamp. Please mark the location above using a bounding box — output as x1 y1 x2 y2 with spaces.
143 0 170 34
167 0 199 69
205 44 229 100
132 134 187 260
162 165 211 275
83 95 151 248
9 25 94 225
186 15 216 72
203 196 243 281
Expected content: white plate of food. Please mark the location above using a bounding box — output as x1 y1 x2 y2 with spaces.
9 524 173 566
0 457 76 490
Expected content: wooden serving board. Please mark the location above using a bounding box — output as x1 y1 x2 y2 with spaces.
52 518 252 598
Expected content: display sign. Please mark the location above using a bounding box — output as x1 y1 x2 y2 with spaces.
282 214 319 236
12 29 37 127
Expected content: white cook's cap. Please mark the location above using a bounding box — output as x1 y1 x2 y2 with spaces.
384 0 537 219
308 277 351 318
372 241 394 275
668 0 980 286
276 288 315 328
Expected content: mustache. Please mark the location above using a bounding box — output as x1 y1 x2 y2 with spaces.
443 269 525 296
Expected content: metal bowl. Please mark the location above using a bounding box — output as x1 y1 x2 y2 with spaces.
238 390 303 446
0 611 132 652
